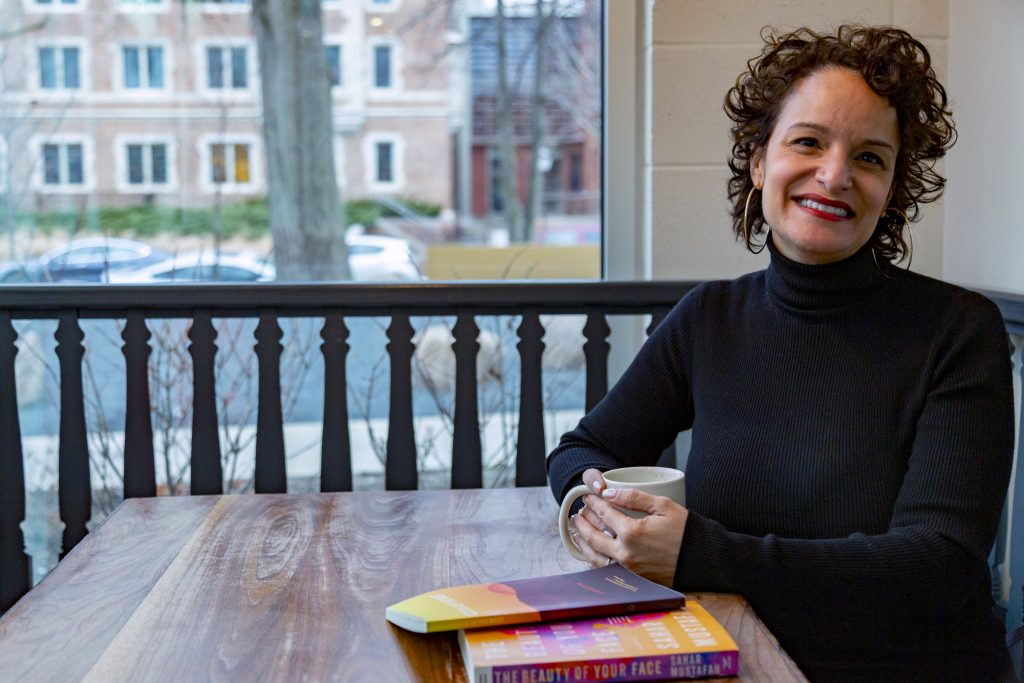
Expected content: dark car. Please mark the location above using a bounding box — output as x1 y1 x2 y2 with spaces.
37 237 168 282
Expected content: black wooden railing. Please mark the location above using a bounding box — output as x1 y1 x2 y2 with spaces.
0 280 1022 639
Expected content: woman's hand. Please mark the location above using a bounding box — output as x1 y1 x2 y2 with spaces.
570 484 688 587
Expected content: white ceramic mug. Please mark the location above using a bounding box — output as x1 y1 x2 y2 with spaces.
558 466 686 561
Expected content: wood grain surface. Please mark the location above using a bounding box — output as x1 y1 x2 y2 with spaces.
0 488 806 682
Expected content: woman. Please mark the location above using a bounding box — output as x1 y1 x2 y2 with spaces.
546 25 1014 681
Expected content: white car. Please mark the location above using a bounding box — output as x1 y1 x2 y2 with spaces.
107 251 275 283
346 234 420 281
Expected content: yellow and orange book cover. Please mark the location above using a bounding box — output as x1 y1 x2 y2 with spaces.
458 602 739 683
385 565 685 633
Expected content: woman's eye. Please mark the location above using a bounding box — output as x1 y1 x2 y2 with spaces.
792 137 818 148
858 152 884 166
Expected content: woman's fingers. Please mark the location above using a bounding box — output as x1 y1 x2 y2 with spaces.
571 509 616 567
581 468 607 494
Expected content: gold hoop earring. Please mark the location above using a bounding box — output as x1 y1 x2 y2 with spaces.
886 207 913 268
743 185 766 254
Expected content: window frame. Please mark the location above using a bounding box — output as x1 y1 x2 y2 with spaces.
197 133 262 194
30 134 95 193
366 37 402 96
115 135 177 193
115 0 168 11
117 42 170 93
362 132 404 193
196 39 257 98
23 0 87 15
33 40 88 94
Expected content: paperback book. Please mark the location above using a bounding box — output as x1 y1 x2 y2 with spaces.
385 564 685 633
458 601 739 683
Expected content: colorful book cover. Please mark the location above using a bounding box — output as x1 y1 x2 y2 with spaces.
458 602 739 683
385 565 685 633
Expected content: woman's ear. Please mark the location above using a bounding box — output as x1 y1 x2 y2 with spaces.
750 148 764 189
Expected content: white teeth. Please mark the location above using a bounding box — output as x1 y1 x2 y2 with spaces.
798 198 850 217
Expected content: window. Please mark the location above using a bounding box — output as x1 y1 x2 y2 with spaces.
125 142 169 187
373 45 391 88
123 46 164 89
206 45 248 89
38 46 80 89
211 143 249 184
376 142 393 183
363 133 403 192
325 45 342 87
33 137 93 191
31 0 81 8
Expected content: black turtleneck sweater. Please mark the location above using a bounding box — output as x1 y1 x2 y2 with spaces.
547 241 1014 681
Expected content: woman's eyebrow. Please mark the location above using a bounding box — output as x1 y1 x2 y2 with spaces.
786 122 896 153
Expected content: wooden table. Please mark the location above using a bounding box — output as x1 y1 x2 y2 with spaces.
0 488 807 682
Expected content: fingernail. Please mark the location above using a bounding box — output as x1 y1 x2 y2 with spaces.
601 488 619 499
590 480 605 494
571 532 581 545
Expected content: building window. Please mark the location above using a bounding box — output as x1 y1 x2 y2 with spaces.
363 133 402 192
210 143 251 184
123 46 164 89
373 45 391 88
38 46 80 89
41 142 84 186
32 0 81 6
376 142 393 183
0 138 8 194
325 44 342 87
120 0 162 4
206 46 248 89
127 143 168 185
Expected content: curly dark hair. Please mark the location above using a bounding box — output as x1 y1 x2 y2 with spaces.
724 25 956 262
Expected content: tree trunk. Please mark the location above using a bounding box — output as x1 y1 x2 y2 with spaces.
495 0 524 243
252 0 349 281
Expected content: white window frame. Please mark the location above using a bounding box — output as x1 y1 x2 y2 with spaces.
32 40 89 94
362 132 404 193
115 135 177 193
22 0 87 14
197 133 262 195
196 39 257 98
115 0 168 12
323 40 346 93
364 0 400 13
29 134 95 193
192 0 249 13
367 38 402 95
116 42 170 93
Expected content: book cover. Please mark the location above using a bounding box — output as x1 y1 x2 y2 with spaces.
385 564 685 634
458 601 739 683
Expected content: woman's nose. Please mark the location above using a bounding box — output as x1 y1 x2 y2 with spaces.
815 150 852 192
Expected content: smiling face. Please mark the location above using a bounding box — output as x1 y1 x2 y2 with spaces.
751 68 900 265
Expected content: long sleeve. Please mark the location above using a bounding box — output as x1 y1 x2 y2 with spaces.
544 241 1015 680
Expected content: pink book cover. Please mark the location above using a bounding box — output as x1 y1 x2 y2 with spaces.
459 601 739 682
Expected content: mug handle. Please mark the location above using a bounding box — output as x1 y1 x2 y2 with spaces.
558 484 595 561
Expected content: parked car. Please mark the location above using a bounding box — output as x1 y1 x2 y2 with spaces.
0 260 40 284
38 237 168 283
347 233 420 281
107 251 275 283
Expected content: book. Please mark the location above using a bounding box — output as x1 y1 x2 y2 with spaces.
458 601 740 683
385 564 685 634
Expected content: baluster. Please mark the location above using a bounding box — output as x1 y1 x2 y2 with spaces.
0 312 30 610
582 312 611 412
188 312 222 495
56 313 90 557
451 313 482 488
122 314 155 498
254 312 286 493
516 311 546 486
320 313 352 492
648 307 677 468
386 314 416 490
